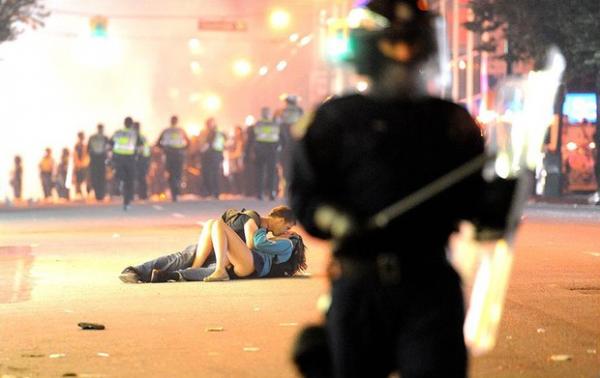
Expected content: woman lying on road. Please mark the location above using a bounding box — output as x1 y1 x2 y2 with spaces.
199 218 306 282
119 206 306 282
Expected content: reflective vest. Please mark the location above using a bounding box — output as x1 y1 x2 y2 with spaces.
160 127 187 149
280 105 303 125
255 119 280 143
212 132 225 152
138 135 151 158
112 129 137 156
89 134 108 155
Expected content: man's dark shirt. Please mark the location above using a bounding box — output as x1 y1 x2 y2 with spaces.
289 94 485 261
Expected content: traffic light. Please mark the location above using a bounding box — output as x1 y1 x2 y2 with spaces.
89 15 108 38
326 18 351 62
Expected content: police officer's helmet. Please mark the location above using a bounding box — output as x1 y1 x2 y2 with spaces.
285 95 298 105
347 0 437 76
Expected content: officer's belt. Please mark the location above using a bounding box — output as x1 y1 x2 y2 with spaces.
337 254 447 284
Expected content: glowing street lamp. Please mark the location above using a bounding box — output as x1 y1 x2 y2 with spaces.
289 33 300 43
245 115 256 126
258 66 269 76
276 60 288 71
269 9 291 30
188 38 202 54
233 59 252 77
203 94 222 112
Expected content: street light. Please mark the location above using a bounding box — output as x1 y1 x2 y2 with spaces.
276 60 288 71
188 38 203 55
203 94 222 112
233 59 252 77
269 9 291 30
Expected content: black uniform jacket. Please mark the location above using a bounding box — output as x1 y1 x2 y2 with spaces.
289 94 486 262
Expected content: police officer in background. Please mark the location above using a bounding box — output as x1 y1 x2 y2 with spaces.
133 121 151 200
199 117 225 199
276 94 304 183
88 124 110 201
289 1 490 377
157 115 189 202
111 116 140 210
254 107 280 200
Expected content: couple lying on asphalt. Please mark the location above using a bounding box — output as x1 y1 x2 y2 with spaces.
119 205 307 283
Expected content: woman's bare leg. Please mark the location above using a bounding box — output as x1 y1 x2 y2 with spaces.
191 219 215 268
206 219 255 280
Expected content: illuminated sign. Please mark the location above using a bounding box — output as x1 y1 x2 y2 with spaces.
563 93 597 123
197 19 247 32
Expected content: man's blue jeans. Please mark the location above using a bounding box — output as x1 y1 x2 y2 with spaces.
132 244 216 282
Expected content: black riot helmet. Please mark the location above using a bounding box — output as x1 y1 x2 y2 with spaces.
347 0 438 81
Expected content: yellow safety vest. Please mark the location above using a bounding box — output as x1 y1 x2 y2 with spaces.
255 120 280 143
138 135 151 158
112 129 137 156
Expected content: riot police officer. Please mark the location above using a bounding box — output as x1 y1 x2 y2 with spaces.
111 116 140 210
289 1 491 376
276 94 304 183
88 124 110 201
199 117 225 199
133 121 151 200
254 107 280 200
157 115 189 202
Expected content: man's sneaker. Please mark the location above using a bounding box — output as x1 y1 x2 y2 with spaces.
119 267 141 283
150 269 180 283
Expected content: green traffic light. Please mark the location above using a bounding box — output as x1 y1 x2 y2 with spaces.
92 26 107 38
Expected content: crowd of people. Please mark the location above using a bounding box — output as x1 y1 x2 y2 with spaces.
7 95 304 208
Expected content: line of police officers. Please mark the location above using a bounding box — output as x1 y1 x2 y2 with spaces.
83 95 303 210
86 116 185 210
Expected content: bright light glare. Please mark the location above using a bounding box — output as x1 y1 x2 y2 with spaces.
269 9 291 30
356 81 369 92
289 33 300 43
590 142 596 149
188 38 202 54
245 115 256 126
73 36 122 68
203 94 222 112
458 60 467 70
276 60 288 71
185 122 201 137
299 34 313 47
566 142 577 151
327 37 349 59
258 66 269 76
190 61 202 75
233 59 252 77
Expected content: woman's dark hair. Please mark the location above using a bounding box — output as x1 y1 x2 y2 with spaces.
265 232 307 278
287 233 307 275
269 205 297 226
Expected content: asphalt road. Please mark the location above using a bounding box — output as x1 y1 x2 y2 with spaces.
1 199 599 377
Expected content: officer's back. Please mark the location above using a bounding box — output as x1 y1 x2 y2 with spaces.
295 94 483 261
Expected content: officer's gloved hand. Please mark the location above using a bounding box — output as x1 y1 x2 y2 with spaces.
314 205 359 241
